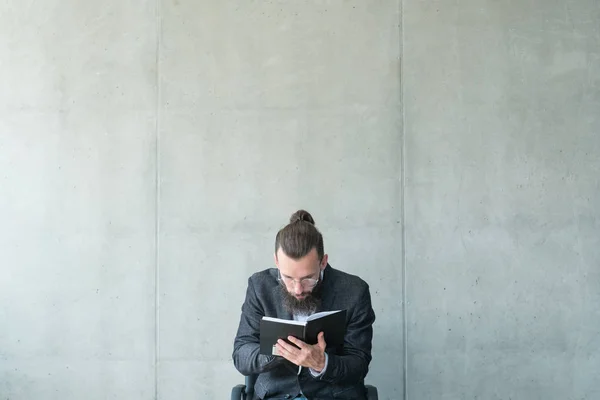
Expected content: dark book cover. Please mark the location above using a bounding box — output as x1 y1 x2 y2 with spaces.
259 310 347 356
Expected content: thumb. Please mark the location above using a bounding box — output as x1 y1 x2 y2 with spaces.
317 332 326 349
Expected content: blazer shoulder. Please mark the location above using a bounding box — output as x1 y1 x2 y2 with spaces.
247 267 278 292
327 265 371 293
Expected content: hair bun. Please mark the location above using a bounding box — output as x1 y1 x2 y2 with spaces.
289 209 315 225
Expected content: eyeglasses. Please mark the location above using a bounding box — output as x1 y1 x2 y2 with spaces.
278 270 320 289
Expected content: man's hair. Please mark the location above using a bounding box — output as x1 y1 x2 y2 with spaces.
275 210 324 260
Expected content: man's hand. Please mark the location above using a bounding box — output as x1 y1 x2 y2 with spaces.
276 332 327 372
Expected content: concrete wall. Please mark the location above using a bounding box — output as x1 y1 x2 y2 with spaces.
404 1 600 399
0 1 402 399
157 1 401 398
0 1 598 400
1 1 158 398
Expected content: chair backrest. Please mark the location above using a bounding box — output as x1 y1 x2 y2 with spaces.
245 374 257 396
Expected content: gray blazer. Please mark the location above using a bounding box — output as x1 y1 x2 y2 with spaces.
232 264 376 400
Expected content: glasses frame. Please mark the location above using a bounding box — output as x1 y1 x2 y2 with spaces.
277 269 320 289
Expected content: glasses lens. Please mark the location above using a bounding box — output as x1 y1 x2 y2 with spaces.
301 279 318 288
279 275 318 288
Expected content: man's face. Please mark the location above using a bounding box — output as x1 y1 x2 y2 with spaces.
275 248 328 314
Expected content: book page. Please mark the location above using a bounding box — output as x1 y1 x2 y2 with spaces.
262 316 306 325
306 310 343 321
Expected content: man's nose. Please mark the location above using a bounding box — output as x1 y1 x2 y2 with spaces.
293 282 303 294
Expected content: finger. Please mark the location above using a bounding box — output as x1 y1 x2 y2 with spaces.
276 344 296 363
277 339 299 355
317 332 327 349
287 336 307 349
277 342 302 364
275 342 288 356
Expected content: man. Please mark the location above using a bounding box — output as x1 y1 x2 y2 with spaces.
232 210 376 399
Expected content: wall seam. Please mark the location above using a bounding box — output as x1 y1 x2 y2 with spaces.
400 0 408 399
154 0 162 398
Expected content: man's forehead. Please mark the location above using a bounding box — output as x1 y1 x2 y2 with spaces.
276 249 320 275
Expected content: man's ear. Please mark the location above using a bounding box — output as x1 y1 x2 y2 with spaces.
273 252 279 267
320 254 328 269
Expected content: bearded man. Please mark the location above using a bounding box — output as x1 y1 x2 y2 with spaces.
232 210 376 400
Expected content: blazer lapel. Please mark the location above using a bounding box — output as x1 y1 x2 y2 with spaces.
315 264 337 314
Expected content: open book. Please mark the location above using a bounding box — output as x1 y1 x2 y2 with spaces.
259 310 347 356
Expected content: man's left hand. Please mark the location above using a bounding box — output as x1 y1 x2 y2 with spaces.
276 332 327 372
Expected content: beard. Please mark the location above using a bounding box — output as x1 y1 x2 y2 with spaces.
279 279 324 316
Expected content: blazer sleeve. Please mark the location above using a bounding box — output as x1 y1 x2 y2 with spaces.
232 277 284 375
315 283 376 385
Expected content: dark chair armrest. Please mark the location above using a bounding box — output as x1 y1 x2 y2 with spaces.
231 384 246 400
365 384 378 400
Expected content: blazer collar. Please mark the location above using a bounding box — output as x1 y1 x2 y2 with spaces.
316 263 336 314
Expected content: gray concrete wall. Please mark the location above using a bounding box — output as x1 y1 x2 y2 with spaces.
1 1 158 399
0 1 598 400
1 1 402 399
157 1 401 398
404 1 600 399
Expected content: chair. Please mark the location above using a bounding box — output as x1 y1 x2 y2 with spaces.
231 374 378 400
